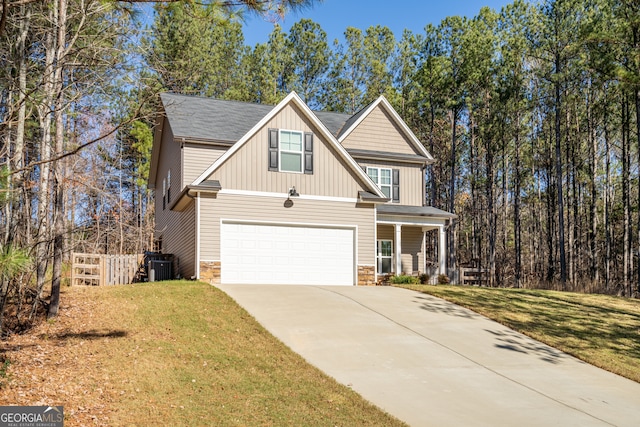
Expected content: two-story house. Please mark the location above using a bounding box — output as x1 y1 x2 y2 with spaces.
149 91 454 285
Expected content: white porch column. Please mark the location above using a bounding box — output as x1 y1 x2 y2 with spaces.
438 225 446 275
395 224 402 275
421 228 427 275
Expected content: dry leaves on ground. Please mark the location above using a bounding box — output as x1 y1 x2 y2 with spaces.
0 287 129 426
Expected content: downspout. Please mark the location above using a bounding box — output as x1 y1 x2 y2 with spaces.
195 192 200 279
374 205 378 285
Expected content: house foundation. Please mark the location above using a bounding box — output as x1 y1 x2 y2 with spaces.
200 261 221 284
358 265 376 286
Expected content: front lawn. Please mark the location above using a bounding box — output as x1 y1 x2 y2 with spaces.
399 284 640 383
1 282 405 426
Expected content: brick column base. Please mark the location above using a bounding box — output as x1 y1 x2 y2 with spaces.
200 261 221 284
357 265 376 286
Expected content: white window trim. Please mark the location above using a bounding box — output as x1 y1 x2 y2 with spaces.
279 129 304 173
162 178 166 210
167 169 171 203
367 167 392 198
377 239 393 274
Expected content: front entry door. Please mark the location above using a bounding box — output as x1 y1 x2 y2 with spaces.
377 240 393 274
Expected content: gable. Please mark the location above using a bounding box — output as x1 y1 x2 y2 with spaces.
192 92 385 199
341 105 420 156
208 103 372 198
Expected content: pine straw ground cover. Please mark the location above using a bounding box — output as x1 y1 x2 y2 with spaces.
399 284 640 384
0 282 405 427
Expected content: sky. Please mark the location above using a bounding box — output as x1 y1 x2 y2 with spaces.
241 0 518 47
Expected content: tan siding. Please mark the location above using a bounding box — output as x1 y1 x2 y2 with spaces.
401 227 424 274
199 193 375 265
183 143 227 185
342 105 418 155
376 225 424 274
210 104 369 198
361 160 423 206
157 199 196 279
154 119 196 278
377 225 394 241
154 119 183 235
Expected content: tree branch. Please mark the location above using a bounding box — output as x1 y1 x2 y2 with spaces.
8 93 156 177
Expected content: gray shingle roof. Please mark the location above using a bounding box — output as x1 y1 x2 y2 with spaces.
347 148 432 164
160 93 352 142
160 93 274 142
377 204 457 218
313 110 351 136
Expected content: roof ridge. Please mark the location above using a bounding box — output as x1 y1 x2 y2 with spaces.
161 92 277 108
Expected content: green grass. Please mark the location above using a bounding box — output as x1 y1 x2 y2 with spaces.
398 284 640 383
83 281 406 426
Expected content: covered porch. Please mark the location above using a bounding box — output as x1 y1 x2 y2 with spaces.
375 205 455 282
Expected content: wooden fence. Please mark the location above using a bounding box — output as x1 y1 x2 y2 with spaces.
459 266 489 286
71 253 143 286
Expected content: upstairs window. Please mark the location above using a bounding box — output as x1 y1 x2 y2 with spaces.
367 167 391 198
268 128 314 174
367 166 400 202
280 130 303 173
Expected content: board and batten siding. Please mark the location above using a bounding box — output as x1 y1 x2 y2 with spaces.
199 193 376 266
360 161 424 206
341 105 418 155
183 143 227 186
209 104 369 198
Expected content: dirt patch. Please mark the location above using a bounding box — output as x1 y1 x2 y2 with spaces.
0 286 128 426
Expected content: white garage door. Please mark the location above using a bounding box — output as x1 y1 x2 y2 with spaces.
221 222 355 285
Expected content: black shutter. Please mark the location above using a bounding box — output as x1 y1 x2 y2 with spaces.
304 132 314 174
268 128 279 171
392 169 400 202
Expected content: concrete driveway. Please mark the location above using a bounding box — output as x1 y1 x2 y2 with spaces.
216 284 640 427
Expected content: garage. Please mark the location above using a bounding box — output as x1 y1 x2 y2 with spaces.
220 221 355 285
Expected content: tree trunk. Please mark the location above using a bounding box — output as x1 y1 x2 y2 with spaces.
604 101 611 291
546 125 556 282
554 50 567 286
487 139 496 287
587 81 598 284
34 0 57 306
635 86 640 296
448 108 458 281
514 110 522 288
470 115 478 264
48 0 68 319
633 23 640 296
501 137 508 287
7 6 30 248
622 95 631 296
629 21 640 296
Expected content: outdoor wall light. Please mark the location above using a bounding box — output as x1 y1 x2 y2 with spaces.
284 186 299 208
